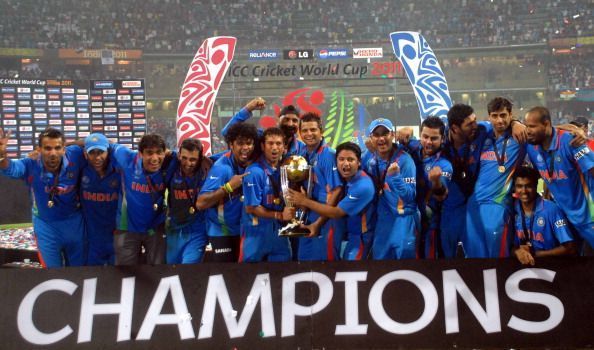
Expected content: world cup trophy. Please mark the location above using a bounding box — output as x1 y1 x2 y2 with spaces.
278 155 313 236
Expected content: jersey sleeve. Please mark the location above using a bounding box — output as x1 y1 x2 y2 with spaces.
567 141 594 174
221 107 252 137
200 163 231 194
388 154 416 202
478 121 493 134
320 149 342 191
242 166 265 207
548 203 574 244
338 178 374 215
439 159 453 189
0 158 30 179
110 143 136 170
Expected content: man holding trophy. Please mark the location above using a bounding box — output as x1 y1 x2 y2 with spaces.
290 113 345 261
240 127 295 262
286 142 376 260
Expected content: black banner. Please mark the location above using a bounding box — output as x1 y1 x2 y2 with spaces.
2 258 594 349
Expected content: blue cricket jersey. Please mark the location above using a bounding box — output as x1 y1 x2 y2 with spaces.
1 145 85 220
166 156 206 232
337 170 376 236
513 197 573 251
441 121 491 208
199 151 246 237
419 152 453 227
242 156 284 229
527 127 594 227
304 140 343 224
474 129 525 205
110 144 175 233
80 160 120 235
364 144 417 217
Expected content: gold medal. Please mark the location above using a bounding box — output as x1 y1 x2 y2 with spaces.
47 200 54 208
378 189 383 196
498 165 505 173
273 198 281 205
240 195 244 202
153 203 159 211
461 171 466 179
188 207 196 214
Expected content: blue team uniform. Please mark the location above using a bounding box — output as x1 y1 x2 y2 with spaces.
80 160 120 265
1 146 86 268
200 151 246 237
221 107 306 157
419 153 453 259
111 144 174 233
513 197 574 252
338 170 375 260
298 140 345 261
240 157 291 262
364 144 419 260
165 156 207 264
441 122 491 257
526 128 594 246
403 140 453 258
466 129 525 258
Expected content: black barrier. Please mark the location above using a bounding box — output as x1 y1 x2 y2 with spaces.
1 258 594 349
0 176 31 224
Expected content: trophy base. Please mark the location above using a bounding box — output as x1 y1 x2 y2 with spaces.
278 221 310 237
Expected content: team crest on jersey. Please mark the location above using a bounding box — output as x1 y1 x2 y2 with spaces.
110 179 119 188
484 139 492 147
425 165 431 172
555 156 561 163
173 178 183 185
536 154 543 163
537 217 545 227
470 144 476 152
81 176 90 184
67 172 75 179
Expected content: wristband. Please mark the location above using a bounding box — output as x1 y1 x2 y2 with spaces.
223 182 233 193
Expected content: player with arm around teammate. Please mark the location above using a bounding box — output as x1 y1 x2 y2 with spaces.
0 127 86 268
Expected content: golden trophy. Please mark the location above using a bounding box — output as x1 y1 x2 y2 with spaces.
278 155 313 237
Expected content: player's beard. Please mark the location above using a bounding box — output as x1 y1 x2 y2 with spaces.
280 124 297 140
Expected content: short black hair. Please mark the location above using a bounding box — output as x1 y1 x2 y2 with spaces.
224 122 259 145
300 112 323 131
447 104 474 128
279 105 300 118
179 138 203 153
421 116 446 136
336 142 361 161
261 127 285 143
527 106 551 123
513 166 540 188
38 127 65 147
488 97 513 114
138 134 166 152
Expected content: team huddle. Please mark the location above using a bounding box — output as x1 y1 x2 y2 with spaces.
0 96 593 268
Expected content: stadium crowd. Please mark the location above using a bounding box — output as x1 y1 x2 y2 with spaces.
0 96 592 267
0 0 592 51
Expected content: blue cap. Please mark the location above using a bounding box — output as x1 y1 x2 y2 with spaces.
84 133 109 153
367 118 394 136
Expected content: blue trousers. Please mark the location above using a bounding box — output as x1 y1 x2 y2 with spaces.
372 212 420 260
33 213 86 268
465 198 512 258
240 222 291 262
166 225 207 264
